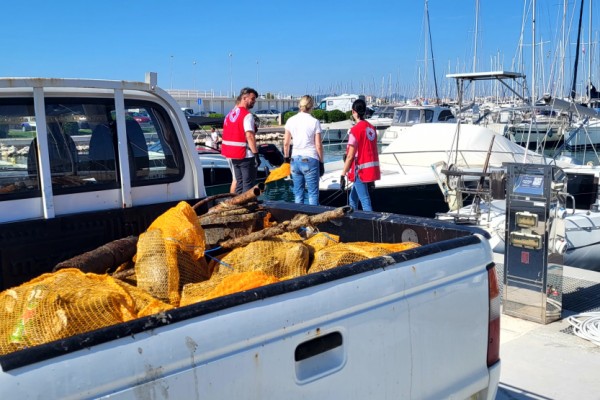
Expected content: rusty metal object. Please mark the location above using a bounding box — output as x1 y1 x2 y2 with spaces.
192 193 236 211
199 202 260 222
202 210 267 247
219 206 352 249
53 236 139 274
207 183 265 214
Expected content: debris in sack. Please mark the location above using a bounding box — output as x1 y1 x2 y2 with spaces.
204 183 265 215
218 206 352 249
199 184 268 247
0 269 172 355
53 236 139 274
0 190 422 355
134 201 208 306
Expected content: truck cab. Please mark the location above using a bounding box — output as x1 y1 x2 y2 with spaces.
0 73 205 289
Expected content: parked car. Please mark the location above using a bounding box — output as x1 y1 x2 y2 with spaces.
255 109 281 119
181 108 194 116
20 117 37 132
191 111 217 117
283 107 299 114
127 112 150 124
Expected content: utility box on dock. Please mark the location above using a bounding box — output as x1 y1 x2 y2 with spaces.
503 163 567 324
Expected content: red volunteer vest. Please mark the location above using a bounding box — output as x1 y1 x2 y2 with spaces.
221 107 250 159
347 120 381 183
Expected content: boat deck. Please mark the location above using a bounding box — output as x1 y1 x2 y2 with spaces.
494 254 600 399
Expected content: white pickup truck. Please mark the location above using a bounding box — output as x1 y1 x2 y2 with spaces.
0 74 500 399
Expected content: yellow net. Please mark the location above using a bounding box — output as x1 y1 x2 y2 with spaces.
309 241 420 273
135 201 208 306
264 162 291 184
0 200 423 356
303 232 340 254
217 239 309 279
0 268 173 356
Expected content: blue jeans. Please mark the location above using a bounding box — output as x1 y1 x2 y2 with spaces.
291 156 319 205
349 173 373 211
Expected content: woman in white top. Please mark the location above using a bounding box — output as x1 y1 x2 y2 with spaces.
283 95 323 205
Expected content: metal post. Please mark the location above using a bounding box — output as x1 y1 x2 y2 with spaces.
193 60 197 93
170 55 174 90
229 52 233 98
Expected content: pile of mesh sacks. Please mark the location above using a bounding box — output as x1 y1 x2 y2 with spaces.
0 201 419 355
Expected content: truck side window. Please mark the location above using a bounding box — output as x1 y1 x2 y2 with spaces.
41 99 118 194
0 97 185 200
0 99 40 200
124 101 184 185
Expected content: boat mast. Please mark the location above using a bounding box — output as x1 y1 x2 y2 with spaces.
561 0 567 98
472 0 479 102
423 0 429 102
532 0 536 105
571 0 585 101
425 0 440 103
588 0 593 106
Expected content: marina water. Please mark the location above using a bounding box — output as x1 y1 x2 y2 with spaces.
261 140 386 206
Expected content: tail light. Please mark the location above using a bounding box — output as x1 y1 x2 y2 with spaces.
487 263 500 366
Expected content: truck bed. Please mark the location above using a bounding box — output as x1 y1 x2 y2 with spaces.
0 201 497 399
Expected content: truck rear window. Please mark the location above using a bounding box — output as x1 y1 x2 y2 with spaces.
0 97 184 199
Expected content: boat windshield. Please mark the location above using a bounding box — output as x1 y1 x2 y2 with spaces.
372 107 395 119
393 108 432 124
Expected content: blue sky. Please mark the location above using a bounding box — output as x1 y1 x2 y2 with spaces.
1 1 597 99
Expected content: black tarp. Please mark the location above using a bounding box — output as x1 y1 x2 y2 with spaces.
187 116 224 130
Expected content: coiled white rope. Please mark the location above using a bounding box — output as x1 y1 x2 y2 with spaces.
566 312 600 346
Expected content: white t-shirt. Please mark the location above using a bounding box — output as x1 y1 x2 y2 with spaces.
205 131 218 148
285 112 321 160
243 113 255 158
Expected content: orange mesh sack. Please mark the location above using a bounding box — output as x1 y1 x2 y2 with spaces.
309 241 420 273
180 271 279 306
0 268 173 355
135 201 208 306
218 240 309 279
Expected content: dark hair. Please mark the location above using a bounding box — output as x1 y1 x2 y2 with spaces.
237 87 258 102
352 99 367 119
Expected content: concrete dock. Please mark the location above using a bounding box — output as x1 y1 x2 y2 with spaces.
495 256 600 399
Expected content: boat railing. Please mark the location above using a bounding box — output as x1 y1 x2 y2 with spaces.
378 148 546 174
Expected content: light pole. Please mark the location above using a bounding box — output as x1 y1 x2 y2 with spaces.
169 55 174 90
193 60 197 93
228 52 233 98
256 60 259 93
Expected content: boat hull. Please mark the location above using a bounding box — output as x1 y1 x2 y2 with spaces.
319 183 449 218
